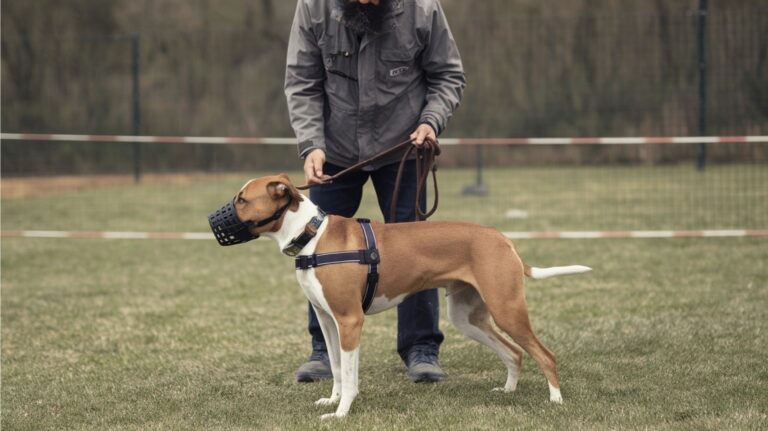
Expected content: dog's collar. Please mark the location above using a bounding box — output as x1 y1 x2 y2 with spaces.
282 209 327 257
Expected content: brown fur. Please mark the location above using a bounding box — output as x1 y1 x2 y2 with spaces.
312 216 560 388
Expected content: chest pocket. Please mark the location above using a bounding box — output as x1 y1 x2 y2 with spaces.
321 36 358 83
380 45 419 82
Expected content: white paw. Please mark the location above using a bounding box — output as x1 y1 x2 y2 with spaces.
314 396 340 406
492 386 516 393
320 412 345 420
548 382 563 404
549 393 563 404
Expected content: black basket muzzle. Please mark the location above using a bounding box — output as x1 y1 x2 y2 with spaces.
208 198 291 246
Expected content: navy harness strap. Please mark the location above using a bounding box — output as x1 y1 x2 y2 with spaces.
294 219 380 313
358 220 380 312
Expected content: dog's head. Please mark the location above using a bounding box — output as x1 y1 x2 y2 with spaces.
208 174 304 246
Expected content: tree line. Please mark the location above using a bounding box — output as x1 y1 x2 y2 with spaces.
2 0 766 174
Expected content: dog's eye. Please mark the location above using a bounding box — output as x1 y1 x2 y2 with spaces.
236 196 247 205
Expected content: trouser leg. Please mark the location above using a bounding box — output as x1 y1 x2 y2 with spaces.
371 160 444 361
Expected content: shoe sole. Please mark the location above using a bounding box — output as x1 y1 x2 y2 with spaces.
296 373 332 383
408 372 445 383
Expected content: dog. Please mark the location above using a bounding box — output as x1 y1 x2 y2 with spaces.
209 174 591 419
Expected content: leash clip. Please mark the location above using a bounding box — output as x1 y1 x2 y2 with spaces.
284 244 302 257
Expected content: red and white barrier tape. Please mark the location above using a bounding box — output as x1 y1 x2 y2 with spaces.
0 133 294 145
0 231 214 240
2 230 767 240
502 230 768 239
2 133 767 146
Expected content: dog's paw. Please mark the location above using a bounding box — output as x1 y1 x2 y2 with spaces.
320 412 345 420
314 396 340 406
492 386 516 393
549 392 563 404
548 383 563 404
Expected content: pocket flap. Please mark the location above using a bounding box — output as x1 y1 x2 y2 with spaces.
321 35 356 58
381 46 417 61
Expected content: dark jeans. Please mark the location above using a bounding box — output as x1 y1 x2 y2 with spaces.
307 160 444 362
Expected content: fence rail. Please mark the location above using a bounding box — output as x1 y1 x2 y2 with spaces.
3 229 768 241
3 133 768 146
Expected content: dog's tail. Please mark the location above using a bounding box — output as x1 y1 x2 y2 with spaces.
524 263 592 280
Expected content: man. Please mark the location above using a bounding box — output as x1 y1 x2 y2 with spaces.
284 0 465 383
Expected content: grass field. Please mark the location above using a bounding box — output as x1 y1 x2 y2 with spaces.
2 167 767 430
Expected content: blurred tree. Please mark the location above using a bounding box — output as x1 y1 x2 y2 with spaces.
1 0 766 174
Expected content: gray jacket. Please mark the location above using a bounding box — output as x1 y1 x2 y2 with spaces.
284 0 466 168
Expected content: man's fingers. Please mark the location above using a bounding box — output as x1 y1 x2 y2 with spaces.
303 149 326 184
412 130 426 146
304 167 316 183
307 165 323 184
411 124 436 146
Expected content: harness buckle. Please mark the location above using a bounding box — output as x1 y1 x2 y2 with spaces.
295 254 317 270
361 248 380 265
284 244 302 257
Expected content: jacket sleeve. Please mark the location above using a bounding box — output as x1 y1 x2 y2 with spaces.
284 0 326 158
418 1 466 136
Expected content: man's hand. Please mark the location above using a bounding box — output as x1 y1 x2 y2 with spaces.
410 123 437 146
303 149 331 185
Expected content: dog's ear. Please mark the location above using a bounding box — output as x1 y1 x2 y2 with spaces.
267 180 304 208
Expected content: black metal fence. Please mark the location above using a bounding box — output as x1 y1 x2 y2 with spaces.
2 1 767 175
2 1 767 232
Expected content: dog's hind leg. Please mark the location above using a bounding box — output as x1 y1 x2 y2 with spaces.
312 305 342 407
482 285 563 403
446 283 524 392
470 245 563 403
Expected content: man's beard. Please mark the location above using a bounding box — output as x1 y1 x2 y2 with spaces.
342 0 392 35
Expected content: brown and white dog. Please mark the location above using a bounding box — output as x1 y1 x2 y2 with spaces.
216 174 591 419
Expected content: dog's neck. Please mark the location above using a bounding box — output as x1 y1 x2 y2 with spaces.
263 197 325 255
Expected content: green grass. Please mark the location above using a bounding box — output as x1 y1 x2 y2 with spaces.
2 167 768 430
2 165 767 232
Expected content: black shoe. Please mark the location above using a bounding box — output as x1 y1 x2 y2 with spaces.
295 351 332 383
405 350 445 383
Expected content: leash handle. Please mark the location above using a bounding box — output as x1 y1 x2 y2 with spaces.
295 138 417 191
389 139 440 222
296 137 441 222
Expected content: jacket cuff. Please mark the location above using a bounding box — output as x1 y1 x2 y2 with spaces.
419 112 443 136
298 139 326 159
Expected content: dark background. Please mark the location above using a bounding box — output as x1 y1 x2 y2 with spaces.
2 0 766 174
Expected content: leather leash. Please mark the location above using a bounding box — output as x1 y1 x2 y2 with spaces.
296 138 440 221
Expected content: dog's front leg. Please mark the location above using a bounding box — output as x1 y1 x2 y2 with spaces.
322 314 363 420
311 305 341 406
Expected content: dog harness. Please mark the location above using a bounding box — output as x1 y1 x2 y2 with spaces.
295 218 380 313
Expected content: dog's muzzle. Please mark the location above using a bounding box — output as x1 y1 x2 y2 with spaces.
208 200 257 246
208 198 292 246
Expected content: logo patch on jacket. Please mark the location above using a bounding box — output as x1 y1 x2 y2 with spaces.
389 66 409 77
